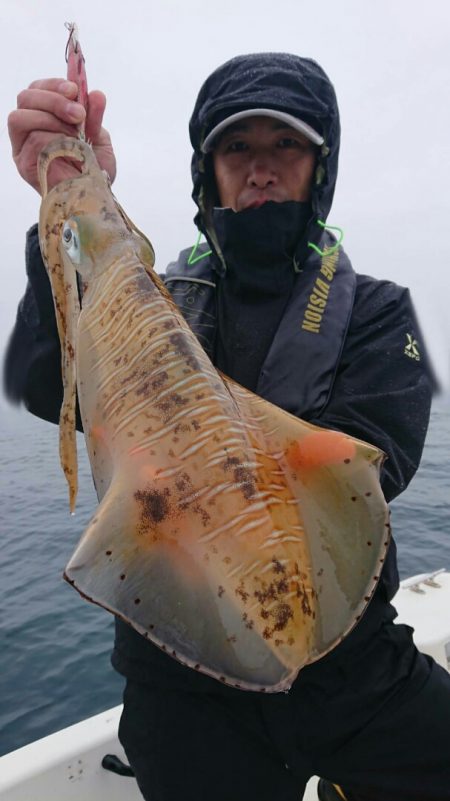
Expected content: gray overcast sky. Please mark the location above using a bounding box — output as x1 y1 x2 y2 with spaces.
1 0 449 386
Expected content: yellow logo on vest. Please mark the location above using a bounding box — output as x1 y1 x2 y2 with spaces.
404 333 420 361
301 249 338 334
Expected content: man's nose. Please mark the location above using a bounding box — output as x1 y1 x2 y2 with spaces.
247 154 278 188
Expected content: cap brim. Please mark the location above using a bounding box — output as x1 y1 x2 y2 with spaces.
201 108 324 153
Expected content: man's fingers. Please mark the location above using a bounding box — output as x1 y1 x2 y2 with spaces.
8 109 80 157
9 79 116 191
28 78 78 97
17 88 85 125
9 86 85 159
85 90 107 143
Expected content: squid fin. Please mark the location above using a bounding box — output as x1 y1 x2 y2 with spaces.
221 376 389 649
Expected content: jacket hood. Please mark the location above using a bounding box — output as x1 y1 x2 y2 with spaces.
189 53 341 261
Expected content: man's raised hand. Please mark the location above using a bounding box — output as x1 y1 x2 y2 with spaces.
8 79 117 194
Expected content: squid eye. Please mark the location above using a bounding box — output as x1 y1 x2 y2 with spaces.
62 221 81 264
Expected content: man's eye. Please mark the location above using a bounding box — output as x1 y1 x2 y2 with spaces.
277 137 302 149
224 140 248 153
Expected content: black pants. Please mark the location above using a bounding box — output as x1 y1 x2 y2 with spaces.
118 607 450 801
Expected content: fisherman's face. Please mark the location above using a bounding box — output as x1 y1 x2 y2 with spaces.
212 116 317 212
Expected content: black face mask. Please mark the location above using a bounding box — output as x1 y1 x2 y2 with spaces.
211 200 312 391
212 200 312 285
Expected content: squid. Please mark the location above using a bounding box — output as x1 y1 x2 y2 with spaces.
36 25 390 692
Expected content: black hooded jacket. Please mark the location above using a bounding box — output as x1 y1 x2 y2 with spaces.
189 53 340 265
3 53 435 692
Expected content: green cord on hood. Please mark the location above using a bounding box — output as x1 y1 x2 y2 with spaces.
308 220 344 256
187 220 343 264
188 231 213 265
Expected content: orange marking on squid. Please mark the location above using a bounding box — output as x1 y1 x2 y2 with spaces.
285 431 356 470
90 425 106 440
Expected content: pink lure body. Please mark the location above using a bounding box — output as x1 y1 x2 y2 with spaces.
65 22 88 137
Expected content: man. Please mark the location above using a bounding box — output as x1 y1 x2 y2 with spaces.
5 53 450 801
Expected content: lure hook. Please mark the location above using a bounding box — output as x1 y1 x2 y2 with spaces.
64 22 79 62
